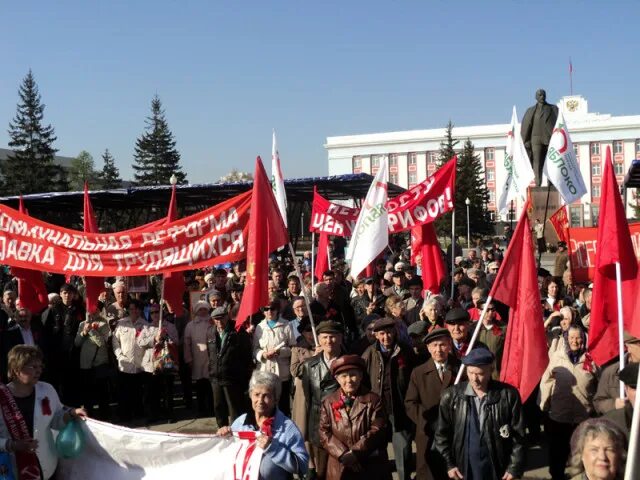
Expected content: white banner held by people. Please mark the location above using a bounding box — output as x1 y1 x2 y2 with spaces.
498 106 534 214
543 112 587 204
271 130 288 227
347 157 389 279
58 419 262 480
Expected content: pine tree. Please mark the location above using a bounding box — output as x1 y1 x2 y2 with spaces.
457 139 492 236
132 95 187 186
99 149 122 189
435 121 459 237
1 70 68 194
68 150 100 190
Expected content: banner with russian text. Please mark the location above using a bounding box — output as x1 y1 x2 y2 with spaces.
58 419 262 480
0 190 252 276
568 224 640 282
309 189 359 237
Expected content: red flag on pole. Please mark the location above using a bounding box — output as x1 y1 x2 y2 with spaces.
83 183 106 314
235 157 289 330
417 223 446 296
549 205 570 244
162 183 186 318
490 200 548 402
588 147 639 365
13 197 49 314
314 233 330 282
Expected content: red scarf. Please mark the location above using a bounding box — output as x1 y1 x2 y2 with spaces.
0 384 42 479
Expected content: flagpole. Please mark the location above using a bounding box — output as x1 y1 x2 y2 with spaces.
288 242 319 347
624 362 640 480
454 297 492 384
326 244 332 271
615 261 626 399
158 276 165 331
450 210 456 300
311 232 316 294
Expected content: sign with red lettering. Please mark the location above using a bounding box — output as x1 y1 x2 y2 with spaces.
0 190 252 276
568 223 640 282
387 158 456 233
309 190 359 237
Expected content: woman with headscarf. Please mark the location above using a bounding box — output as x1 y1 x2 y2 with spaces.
539 325 599 480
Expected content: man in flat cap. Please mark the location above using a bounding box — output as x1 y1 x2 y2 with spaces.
444 308 474 360
473 298 505 380
302 320 347 480
362 317 416 480
435 348 525 480
405 328 460 480
604 362 637 439
384 271 409 299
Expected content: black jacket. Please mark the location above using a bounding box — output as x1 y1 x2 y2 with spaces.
435 380 526 479
207 326 253 387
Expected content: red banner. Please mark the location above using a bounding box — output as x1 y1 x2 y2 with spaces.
309 190 359 237
0 190 252 276
549 206 569 244
387 157 456 233
568 223 640 282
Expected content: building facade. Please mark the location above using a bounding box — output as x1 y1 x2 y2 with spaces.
325 95 640 226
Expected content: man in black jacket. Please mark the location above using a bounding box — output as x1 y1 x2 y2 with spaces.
207 306 253 427
435 348 525 480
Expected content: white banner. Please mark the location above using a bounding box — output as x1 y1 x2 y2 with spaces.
58 419 262 480
543 112 587 204
272 130 288 227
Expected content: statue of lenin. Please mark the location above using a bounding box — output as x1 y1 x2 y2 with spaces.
521 89 559 186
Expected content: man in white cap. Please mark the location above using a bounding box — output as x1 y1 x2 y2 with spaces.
184 300 214 417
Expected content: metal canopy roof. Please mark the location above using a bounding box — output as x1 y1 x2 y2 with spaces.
625 159 640 188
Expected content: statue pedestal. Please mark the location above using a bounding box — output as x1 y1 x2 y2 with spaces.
530 186 561 244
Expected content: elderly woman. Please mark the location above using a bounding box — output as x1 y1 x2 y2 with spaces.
253 300 297 417
384 295 410 345
0 345 85 479
540 325 599 480
546 306 579 354
567 418 627 480
319 354 390 480
217 370 308 480
418 297 444 332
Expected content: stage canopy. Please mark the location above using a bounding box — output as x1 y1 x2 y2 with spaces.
625 159 640 188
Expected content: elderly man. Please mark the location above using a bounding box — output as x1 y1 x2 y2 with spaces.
362 317 416 480
473 298 505 379
4 305 42 351
604 362 637 439
1 289 17 323
435 348 525 480
184 300 215 417
105 281 129 328
302 321 346 480
207 306 253 427
594 332 640 414
445 308 473 360
405 328 460 480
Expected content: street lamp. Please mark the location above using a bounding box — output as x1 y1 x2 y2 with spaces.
170 174 177 186
465 197 471 249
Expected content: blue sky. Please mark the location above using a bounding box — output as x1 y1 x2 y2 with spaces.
0 1 638 183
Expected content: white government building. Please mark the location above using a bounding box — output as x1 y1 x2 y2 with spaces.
325 95 639 227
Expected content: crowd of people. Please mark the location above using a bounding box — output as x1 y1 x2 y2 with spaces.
0 233 633 480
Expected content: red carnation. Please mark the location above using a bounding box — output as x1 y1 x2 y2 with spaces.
41 397 51 416
331 400 344 421
491 325 503 337
396 355 405 368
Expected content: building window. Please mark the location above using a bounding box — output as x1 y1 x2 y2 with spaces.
488 190 496 203
486 169 495 181
591 205 600 226
352 156 362 170
428 151 438 164
591 162 601 176
389 154 398 167
592 185 601 198
590 142 600 156
569 206 582 227
489 211 496 222
615 162 625 175
484 148 494 161
613 140 624 154
408 171 417 185
408 154 417 166
371 155 381 168
390 173 398 185
636 139 640 154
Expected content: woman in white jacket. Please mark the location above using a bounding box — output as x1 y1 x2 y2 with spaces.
253 300 297 417
0 345 85 479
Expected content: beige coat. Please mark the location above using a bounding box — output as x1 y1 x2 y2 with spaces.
539 347 598 424
184 316 211 380
290 338 315 436
253 318 296 380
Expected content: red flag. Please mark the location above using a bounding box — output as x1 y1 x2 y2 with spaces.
236 157 289 330
588 147 639 364
490 200 548 402
314 233 330 281
549 206 570 244
410 226 422 266
13 196 49 314
417 223 446 296
162 184 186 318
83 183 106 314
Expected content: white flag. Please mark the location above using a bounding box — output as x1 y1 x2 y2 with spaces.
271 130 288 227
543 112 587 204
347 158 389 279
498 106 535 214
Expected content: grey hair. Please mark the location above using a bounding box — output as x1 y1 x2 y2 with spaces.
567 418 627 479
249 370 282 402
